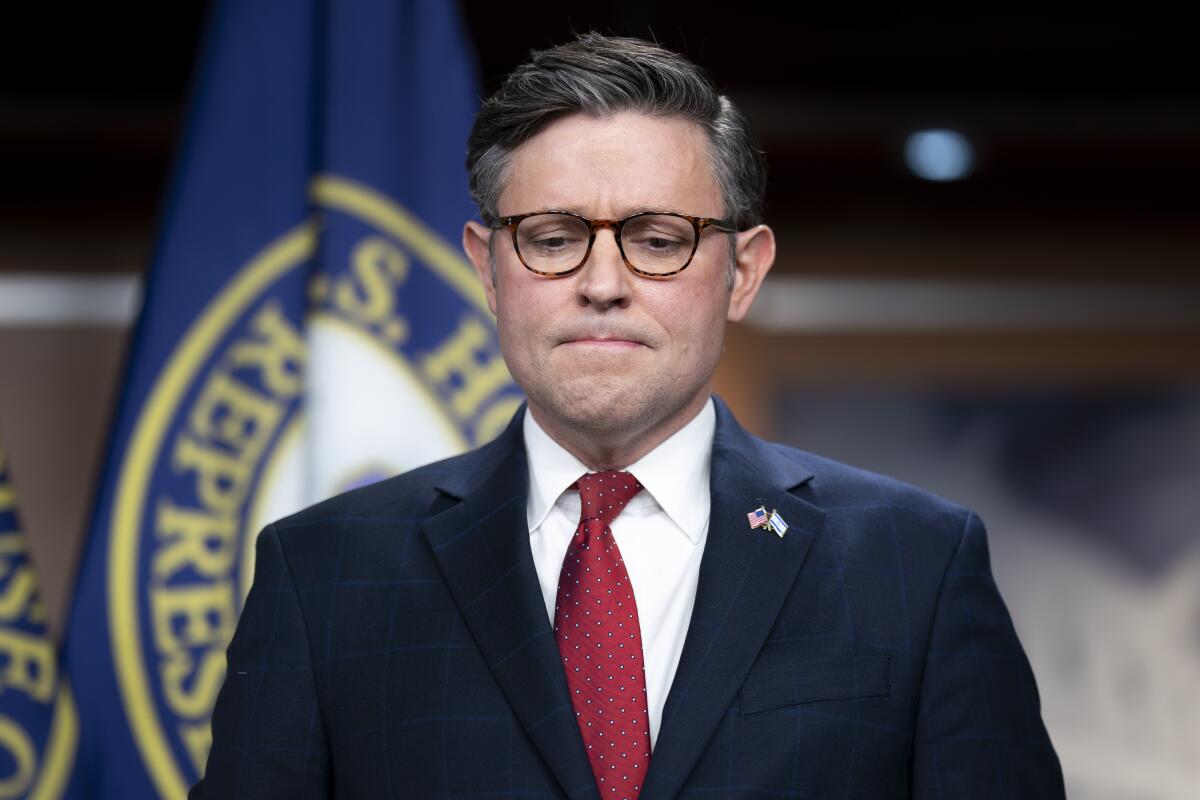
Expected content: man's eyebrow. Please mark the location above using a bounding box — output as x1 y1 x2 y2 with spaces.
574 207 692 221
613 205 686 217
505 206 691 219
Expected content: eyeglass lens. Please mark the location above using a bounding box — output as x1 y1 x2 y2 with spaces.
514 213 696 275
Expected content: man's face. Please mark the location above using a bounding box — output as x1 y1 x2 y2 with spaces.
464 111 773 454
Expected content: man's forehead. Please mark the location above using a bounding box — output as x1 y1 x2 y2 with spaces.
498 111 722 215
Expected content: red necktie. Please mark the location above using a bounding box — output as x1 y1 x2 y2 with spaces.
554 471 651 799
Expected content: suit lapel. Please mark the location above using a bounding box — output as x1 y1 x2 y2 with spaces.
422 409 600 800
640 399 827 800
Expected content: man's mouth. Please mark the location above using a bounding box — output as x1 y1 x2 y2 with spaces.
563 336 643 347
558 329 652 350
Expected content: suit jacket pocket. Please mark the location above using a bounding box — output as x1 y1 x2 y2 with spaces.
738 653 891 715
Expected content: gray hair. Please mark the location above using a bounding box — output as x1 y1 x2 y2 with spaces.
467 33 767 286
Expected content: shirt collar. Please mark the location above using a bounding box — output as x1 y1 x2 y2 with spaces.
523 397 715 544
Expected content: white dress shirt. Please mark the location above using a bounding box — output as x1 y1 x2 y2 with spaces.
524 397 714 751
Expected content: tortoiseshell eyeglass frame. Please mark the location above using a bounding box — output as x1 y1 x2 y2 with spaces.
489 209 738 278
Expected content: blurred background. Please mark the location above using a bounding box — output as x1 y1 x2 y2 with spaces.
0 2 1197 797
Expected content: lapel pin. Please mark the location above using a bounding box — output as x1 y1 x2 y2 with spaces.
747 506 769 530
768 509 789 538
748 505 787 537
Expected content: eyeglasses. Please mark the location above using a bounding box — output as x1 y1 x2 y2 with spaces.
490 210 737 278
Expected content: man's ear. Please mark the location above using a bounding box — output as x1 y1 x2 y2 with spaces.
463 220 498 316
727 224 775 323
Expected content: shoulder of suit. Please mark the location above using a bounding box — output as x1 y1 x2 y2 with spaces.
267 446 488 538
759 436 973 524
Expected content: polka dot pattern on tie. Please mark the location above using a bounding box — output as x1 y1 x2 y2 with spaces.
554 471 650 800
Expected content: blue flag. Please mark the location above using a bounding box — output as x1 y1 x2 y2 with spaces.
60 0 521 795
0 437 77 799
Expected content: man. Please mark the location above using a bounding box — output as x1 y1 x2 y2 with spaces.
196 34 1064 799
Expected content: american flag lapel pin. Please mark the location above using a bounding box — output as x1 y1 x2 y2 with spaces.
747 506 769 530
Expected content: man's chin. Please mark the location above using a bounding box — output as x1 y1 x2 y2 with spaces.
550 345 651 375
534 381 655 434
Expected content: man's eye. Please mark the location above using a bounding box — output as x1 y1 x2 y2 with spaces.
532 235 576 250
631 235 684 252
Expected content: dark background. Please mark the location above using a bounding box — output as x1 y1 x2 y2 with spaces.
3 2 1198 279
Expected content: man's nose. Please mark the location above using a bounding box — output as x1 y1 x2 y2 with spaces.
576 228 633 309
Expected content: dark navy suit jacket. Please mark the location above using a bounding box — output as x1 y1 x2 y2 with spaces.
193 398 1064 799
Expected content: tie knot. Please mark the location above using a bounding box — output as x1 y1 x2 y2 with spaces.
575 470 643 527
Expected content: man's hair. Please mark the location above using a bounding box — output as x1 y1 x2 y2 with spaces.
466 33 768 236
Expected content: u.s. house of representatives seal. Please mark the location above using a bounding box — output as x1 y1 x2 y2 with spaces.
0 445 77 800
109 176 522 798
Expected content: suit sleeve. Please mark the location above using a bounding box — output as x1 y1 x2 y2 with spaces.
190 524 332 799
910 511 1065 799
